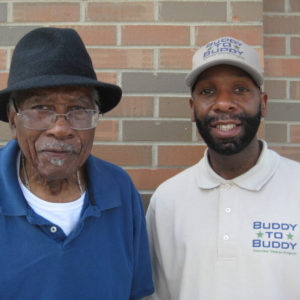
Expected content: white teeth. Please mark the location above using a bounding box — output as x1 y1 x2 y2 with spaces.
216 124 236 131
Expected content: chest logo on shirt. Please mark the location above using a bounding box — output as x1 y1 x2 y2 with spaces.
252 221 298 255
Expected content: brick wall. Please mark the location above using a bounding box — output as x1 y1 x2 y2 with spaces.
263 0 300 162
0 1 299 207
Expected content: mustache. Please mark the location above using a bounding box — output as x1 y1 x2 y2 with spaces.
38 142 79 154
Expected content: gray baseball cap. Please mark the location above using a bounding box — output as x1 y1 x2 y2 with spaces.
185 37 263 88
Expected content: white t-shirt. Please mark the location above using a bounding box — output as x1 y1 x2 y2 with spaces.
17 152 85 236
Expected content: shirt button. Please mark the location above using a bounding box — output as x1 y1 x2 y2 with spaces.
223 235 229 240
50 226 57 233
225 207 231 213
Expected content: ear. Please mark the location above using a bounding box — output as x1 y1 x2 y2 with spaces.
7 105 17 140
189 97 195 122
260 92 268 118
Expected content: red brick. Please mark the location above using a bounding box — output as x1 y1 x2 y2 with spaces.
263 0 284 12
264 36 285 55
95 72 117 85
158 145 206 167
94 120 118 141
122 25 190 46
290 81 300 100
13 3 79 22
58 25 116 46
264 16 300 34
195 26 263 46
126 168 183 190
87 2 154 22
89 49 153 69
291 38 300 55
264 58 300 77
159 48 195 69
105 96 153 118
0 50 6 70
231 2 262 22
290 0 300 11
91 145 152 166
0 73 8 89
290 125 300 143
270 146 300 162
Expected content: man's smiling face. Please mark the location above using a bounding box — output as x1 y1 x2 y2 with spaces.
190 64 267 155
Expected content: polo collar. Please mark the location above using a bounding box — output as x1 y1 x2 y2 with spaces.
85 155 122 211
195 140 280 191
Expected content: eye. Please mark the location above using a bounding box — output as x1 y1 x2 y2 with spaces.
69 106 87 112
234 87 250 94
199 88 214 96
31 105 51 111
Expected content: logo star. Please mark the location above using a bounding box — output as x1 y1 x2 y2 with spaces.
257 231 263 238
287 233 294 240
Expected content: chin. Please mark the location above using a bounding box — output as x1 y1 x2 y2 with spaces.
35 165 77 182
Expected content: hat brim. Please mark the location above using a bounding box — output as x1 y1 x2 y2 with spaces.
0 74 122 122
185 59 264 89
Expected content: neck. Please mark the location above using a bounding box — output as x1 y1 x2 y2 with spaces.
20 154 85 203
207 138 262 180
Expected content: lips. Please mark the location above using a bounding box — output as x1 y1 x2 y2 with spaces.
216 123 237 131
38 142 79 154
210 120 242 138
37 142 79 167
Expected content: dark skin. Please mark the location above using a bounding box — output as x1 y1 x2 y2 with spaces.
8 86 96 203
189 65 268 179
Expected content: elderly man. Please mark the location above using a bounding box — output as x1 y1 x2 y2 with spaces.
146 37 300 299
0 27 153 299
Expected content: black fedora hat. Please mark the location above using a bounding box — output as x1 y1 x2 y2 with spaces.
0 27 122 122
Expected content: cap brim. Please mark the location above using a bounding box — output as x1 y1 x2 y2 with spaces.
185 59 263 88
0 74 122 122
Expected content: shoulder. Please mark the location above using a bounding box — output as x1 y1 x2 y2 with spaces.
278 154 300 174
87 154 132 183
151 163 199 204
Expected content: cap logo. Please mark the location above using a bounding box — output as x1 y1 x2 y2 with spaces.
203 38 244 61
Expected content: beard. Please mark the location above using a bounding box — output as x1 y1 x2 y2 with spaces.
194 106 262 156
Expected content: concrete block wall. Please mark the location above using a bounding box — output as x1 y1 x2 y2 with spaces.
0 0 299 207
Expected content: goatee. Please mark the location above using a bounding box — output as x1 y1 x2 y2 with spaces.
194 106 262 155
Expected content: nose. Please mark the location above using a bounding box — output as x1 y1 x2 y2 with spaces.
212 89 237 112
46 114 74 139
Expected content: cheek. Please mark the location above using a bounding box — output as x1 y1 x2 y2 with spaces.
77 130 95 166
193 103 208 121
15 127 40 162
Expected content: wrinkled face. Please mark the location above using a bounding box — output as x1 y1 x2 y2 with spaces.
8 86 97 180
190 65 267 155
